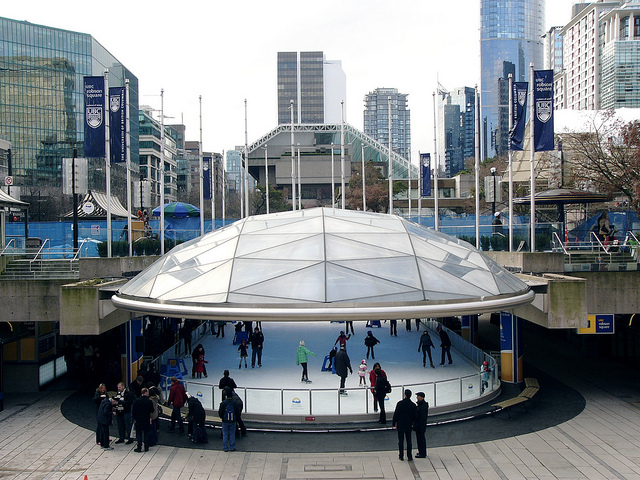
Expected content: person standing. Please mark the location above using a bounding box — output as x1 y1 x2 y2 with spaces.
218 389 239 452
96 395 116 450
249 327 264 368
334 344 352 395
216 321 226 338
345 320 355 336
364 330 380 360
405 319 412 331
131 387 154 453
358 359 368 386
392 389 417 461
129 375 144 398
238 339 248 369
480 360 493 393
327 346 337 371
296 340 316 383
414 391 429 458
223 386 247 437
167 376 186 433
374 367 391 424
186 393 207 443
389 319 398 337
114 382 134 444
191 344 207 378
218 370 237 391
418 330 435 368
369 362 386 413
436 324 453 366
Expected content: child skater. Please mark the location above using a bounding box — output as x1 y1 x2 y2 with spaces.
358 359 368 386
238 339 248 369
193 354 208 379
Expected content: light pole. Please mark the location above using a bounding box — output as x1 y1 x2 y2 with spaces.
263 145 269 214
490 166 497 215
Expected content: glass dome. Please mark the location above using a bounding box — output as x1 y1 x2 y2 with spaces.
112 208 533 320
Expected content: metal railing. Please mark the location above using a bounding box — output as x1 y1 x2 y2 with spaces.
0 238 15 256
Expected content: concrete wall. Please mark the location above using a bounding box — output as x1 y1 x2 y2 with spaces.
484 251 566 274
79 255 160 280
566 271 640 315
0 280 67 323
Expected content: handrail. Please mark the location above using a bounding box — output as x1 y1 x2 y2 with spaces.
552 231 569 255
0 238 15 255
73 239 88 261
590 231 612 261
29 238 50 265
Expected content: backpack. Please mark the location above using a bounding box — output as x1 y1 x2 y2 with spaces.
223 400 236 423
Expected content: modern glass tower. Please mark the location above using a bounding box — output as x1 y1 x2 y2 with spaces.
437 86 476 177
363 88 411 160
0 16 139 203
480 0 544 159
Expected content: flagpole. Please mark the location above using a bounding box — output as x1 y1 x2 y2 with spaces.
418 151 422 219
160 88 165 256
222 150 226 226
407 148 411 218
212 154 215 230
125 79 132 257
529 63 536 253
361 142 366 211
264 145 269 214
331 142 335 209
104 70 112 258
297 143 302 210
432 92 439 231
291 99 296 211
198 96 204 235
474 85 480 249
508 74 514 252
388 95 393 214
340 100 345 210
244 99 249 217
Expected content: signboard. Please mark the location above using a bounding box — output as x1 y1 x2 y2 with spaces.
82 202 95 215
578 314 615 334
4 176 13 186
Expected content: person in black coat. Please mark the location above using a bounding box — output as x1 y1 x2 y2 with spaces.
186 393 206 441
218 370 238 391
392 389 417 461
418 330 435 368
414 391 429 458
364 330 380 360
96 395 116 450
436 324 453 365
334 345 352 395
191 344 207 378
131 387 155 452
249 328 264 368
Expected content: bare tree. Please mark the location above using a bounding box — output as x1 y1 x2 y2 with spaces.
563 112 640 217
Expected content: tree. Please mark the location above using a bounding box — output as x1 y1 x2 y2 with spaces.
346 162 392 213
248 185 291 216
563 112 640 217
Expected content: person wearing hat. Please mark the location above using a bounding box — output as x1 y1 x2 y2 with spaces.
392 389 417 461
492 211 504 237
414 391 429 458
334 330 351 350
296 340 316 383
364 330 380 360
480 360 493 393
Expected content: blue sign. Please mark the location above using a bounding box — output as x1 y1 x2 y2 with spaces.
510 82 528 151
109 87 126 163
84 76 105 158
420 153 431 197
533 70 555 152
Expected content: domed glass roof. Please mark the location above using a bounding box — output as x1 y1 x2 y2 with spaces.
112 208 533 320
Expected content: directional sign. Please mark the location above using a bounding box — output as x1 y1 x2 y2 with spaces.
578 314 615 334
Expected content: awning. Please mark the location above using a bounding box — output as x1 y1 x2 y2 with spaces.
62 190 134 220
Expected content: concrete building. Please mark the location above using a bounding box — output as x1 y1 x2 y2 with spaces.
437 86 477 177
0 16 139 208
138 108 178 208
543 25 565 74
363 88 411 161
277 51 346 125
480 0 545 158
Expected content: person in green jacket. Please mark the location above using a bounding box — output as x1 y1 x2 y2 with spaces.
296 340 316 383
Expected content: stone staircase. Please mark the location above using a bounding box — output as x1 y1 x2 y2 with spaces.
0 258 80 280
564 249 639 272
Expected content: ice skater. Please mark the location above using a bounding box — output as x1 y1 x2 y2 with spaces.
237 339 248 369
296 340 316 383
364 330 380 359
418 330 435 368
334 330 351 350
358 359 368 386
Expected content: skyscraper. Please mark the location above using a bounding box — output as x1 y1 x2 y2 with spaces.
0 16 139 204
277 51 346 125
363 88 411 160
437 86 476 177
480 0 545 159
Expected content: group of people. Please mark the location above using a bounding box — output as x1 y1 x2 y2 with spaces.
93 373 163 453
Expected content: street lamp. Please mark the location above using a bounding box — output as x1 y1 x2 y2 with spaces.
262 145 269 214
490 166 497 215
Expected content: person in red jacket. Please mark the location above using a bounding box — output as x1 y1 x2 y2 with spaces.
369 362 387 413
167 376 186 433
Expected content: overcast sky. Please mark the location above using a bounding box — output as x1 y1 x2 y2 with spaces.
4 0 577 165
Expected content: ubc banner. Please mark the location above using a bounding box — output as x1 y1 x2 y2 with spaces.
109 87 126 163
84 76 105 157
510 82 528 151
420 153 431 197
203 156 212 200
534 70 554 151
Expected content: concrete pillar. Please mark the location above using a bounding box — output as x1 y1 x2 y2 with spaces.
500 311 523 383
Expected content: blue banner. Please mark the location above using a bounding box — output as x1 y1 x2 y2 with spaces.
510 82 528 151
533 70 554 152
420 153 431 197
203 156 212 200
109 87 126 163
84 76 105 158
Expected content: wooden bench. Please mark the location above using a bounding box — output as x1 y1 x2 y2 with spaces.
492 378 540 418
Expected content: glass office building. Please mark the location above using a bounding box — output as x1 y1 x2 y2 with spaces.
480 0 544 159
363 88 411 161
437 86 476 177
0 17 139 201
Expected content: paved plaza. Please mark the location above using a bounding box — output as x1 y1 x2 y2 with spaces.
2 320 640 479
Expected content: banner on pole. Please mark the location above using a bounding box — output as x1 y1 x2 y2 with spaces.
203 156 212 200
109 87 126 163
510 82 528 151
533 70 554 152
84 76 106 158
420 153 431 197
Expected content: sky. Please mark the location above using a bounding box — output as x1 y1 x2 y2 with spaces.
3 0 577 166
